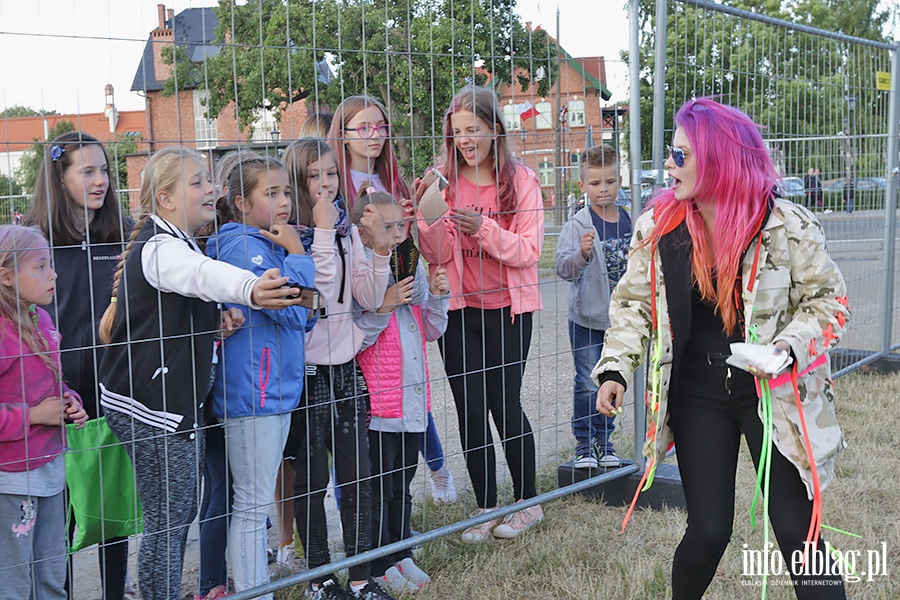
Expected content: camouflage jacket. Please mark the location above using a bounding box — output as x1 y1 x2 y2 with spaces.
591 199 849 498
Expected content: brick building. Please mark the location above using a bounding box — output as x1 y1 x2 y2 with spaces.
0 87 145 182
493 29 625 212
127 4 313 191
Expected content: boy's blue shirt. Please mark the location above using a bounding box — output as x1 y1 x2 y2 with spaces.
588 207 632 290
206 222 316 419
555 205 633 332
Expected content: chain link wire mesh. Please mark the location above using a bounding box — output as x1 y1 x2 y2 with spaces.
648 0 899 372
0 1 897 598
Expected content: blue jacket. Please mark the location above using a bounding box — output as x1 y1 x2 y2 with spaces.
206 223 316 419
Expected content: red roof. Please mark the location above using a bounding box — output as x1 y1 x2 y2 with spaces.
1 111 146 153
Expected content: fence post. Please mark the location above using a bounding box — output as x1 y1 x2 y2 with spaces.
881 42 900 353
652 0 668 182
628 0 646 468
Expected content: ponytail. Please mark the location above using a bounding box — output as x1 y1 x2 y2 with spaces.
98 217 146 344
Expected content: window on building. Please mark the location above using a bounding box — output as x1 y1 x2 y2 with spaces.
570 152 582 181
503 103 521 131
251 105 277 143
536 101 552 130
193 89 218 149
538 160 555 187
568 99 586 128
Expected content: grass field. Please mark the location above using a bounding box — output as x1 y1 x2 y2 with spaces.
539 232 558 271
277 371 900 599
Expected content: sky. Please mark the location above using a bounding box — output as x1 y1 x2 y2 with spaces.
0 0 631 116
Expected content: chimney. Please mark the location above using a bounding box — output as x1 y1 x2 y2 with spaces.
151 4 175 83
167 8 174 22
104 84 119 134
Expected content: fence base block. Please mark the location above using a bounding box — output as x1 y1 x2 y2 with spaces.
557 460 686 511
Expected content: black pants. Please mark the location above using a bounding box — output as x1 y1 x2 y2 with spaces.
65 522 128 600
440 307 537 509
368 430 422 577
669 362 846 600
291 361 372 584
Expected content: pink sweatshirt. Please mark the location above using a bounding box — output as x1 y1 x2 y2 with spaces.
305 226 391 365
0 308 80 472
417 163 544 317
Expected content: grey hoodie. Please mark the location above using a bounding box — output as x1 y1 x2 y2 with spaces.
555 206 631 331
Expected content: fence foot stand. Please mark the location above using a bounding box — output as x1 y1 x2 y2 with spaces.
557 459 686 511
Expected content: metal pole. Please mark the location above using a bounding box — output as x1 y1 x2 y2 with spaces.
652 0 668 185
881 42 900 354
628 0 646 468
554 7 564 226
226 464 641 600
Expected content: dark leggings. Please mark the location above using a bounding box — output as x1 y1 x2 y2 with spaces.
440 307 537 509
291 361 372 584
105 410 204 600
669 363 846 600
65 519 128 600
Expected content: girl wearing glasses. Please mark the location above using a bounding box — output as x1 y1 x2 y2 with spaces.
329 96 411 209
330 95 459 506
594 98 848 599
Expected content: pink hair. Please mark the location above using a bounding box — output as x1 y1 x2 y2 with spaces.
328 95 411 209
648 98 774 333
440 85 517 225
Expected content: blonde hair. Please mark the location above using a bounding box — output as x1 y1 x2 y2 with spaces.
298 112 334 139
196 150 262 245
350 181 397 224
0 225 59 376
98 147 205 344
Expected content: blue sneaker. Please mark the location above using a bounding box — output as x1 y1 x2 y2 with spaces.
573 440 598 469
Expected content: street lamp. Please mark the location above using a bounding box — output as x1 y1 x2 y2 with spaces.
270 128 281 144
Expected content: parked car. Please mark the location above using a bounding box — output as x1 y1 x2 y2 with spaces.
780 177 806 201
823 177 886 193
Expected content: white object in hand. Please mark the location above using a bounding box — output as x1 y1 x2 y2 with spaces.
726 342 793 377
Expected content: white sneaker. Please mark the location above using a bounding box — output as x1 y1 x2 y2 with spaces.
396 557 431 589
597 452 621 468
428 465 457 504
276 543 296 570
380 566 419 594
492 502 544 539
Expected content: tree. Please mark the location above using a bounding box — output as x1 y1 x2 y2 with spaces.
0 105 58 119
15 121 77 194
191 0 558 176
107 133 141 191
0 173 23 197
629 0 892 177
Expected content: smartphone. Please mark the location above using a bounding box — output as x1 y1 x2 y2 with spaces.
418 169 450 224
282 282 320 311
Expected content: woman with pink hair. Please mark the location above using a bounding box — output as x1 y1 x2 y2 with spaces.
594 98 848 599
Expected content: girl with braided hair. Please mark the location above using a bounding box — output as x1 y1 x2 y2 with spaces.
96 147 307 600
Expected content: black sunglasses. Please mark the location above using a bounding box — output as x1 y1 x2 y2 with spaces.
666 145 685 168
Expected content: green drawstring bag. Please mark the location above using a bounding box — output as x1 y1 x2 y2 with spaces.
65 417 143 551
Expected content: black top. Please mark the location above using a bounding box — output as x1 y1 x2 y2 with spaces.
46 233 126 419
99 220 218 433
684 282 744 358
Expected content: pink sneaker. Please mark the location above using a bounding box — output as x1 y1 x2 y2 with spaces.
492 502 544 539
460 508 502 543
194 584 230 600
